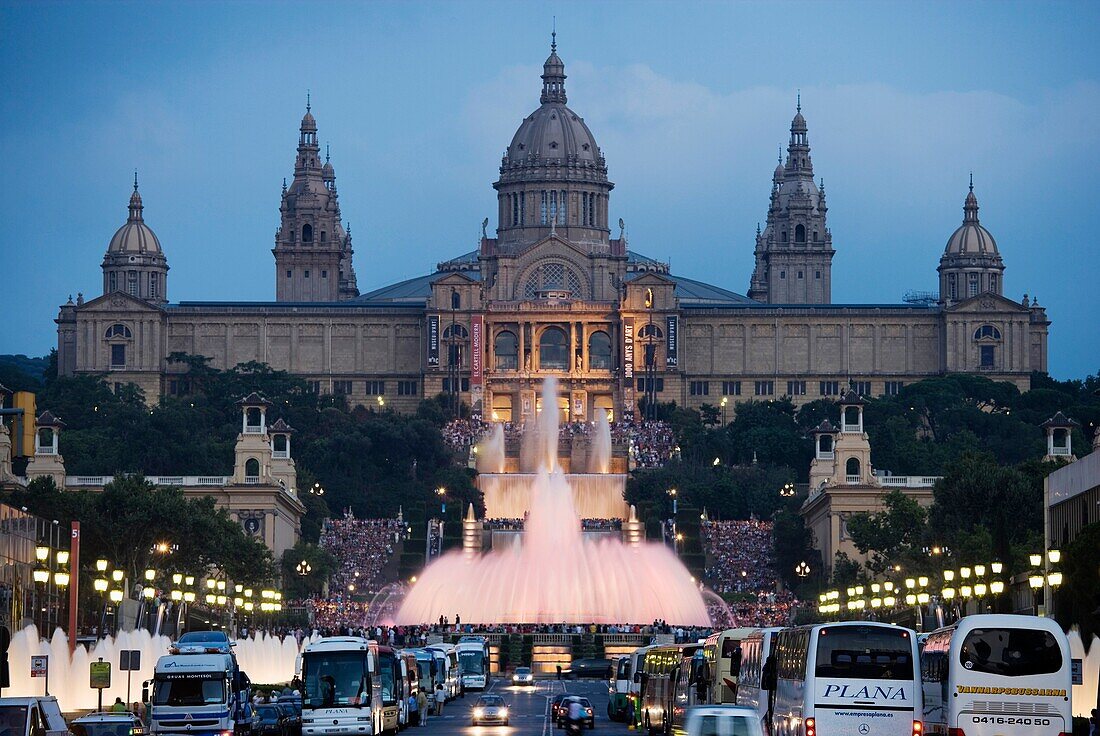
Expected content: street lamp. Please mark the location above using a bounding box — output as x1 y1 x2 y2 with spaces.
1048 549 1061 564
667 488 678 516
96 559 108 573
144 569 156 582
296 560 312 576
795 561 811 578
111 569 123 583
310 482 325 496
35 546 49 563
436 487 447 515
33 566 49 584
780 483 796 498
93 577 108 592
720 397 728 424
1029 553 1043 567
109 589 123 604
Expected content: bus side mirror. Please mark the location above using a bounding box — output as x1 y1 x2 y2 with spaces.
633 672 641 684
142 685 150 703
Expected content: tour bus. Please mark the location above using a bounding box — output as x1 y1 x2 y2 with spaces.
455 636 491 691
300 637 389 736
701 628 757 704
920 614 1072 736
616 645 657 726
734 628 784 728
608 656 632 722
425 644 461 699
639 643 703 736
766 622 922 736
410 649 438 705
670 645 710 729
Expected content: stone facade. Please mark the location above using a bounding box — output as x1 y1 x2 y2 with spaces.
57 39 1051 422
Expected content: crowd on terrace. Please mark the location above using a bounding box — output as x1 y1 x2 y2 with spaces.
319 512 405 593
700 518 796 627
442 418 677 468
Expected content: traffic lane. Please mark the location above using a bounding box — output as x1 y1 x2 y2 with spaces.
418 678 621 736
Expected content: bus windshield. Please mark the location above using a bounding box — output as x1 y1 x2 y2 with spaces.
154 674 227 706
459 651 485 675
960 627 1062 677
815 626 914 681
617 658 631 679
303 652 370 708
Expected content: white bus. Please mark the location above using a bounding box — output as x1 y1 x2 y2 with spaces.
300 637 387 736
425 644 460 699
766 622 921 736
734 627 784 728
920 614 1072 736
455 637 490 691
701 628 757 704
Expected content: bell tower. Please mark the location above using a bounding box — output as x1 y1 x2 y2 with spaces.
273 100 357 301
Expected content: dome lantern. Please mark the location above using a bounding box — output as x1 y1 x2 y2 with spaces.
101 174 169 304
937 175 1005 303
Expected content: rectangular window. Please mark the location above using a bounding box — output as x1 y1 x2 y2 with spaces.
398 381 417 396
540 190 548 224
754 380 774 396
304 270 310 278
980 345 995 368
815 271 821 279
110 344 126 369
820 380 840 396
287 270 292 278
884 381 904 396
787 380 807 396
150 273 159 298
306 380 321 394
590 193 596 226
520 192 526 223
558 190 566 224
780 271 786 279
127 271 138 296
851 380 872 397
109 272 118 292
321 270 328 278
512 194 519 226
365 380 386 395
332 380 352 395
968 273 979 297
989 275 998 293
721 381 742 396
442 378 470 392
798 271 804 279
689 381 709 396
636 377 664 392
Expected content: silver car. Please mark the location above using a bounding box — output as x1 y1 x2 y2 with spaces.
471 695 510 726
679 706 763 736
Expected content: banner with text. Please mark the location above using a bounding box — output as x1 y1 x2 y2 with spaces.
623 317 635 415
427 315 440 367
470 314 484 414
666 316 678 368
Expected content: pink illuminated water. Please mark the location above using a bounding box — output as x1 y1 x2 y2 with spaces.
395 377 709 625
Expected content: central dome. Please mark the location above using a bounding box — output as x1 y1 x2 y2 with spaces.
497 39 608 185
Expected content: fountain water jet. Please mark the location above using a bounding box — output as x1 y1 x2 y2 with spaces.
475 423 505 473
396 377 708 625
588 409 612 473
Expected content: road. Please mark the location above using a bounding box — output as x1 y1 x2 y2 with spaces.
418 678 621 736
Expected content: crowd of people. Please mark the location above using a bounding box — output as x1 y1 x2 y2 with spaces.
442 417 678 468
318 512 405 593
700 519 776 595
581 518 622 530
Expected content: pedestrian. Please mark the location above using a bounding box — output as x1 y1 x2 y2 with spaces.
131 702 145 722
434 683 446 716
1089 709 1099 736
417 686 429 726
556 664 562 680
110 697 127 713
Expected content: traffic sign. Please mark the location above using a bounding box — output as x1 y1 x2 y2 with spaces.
90 660 111 689
30 656 47 678
1072 658 1083 685
120 650 141 671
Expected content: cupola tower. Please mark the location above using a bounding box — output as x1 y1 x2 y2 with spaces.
101 174 169 304
937 177 1004 303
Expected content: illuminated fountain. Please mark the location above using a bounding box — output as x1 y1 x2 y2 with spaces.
395 377 708 625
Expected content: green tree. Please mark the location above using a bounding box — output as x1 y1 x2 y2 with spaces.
1054 522 1100 648
846 490 929 576
280 543 335 599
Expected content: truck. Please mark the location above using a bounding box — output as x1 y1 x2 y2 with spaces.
0 696 68 736
147 641 253 736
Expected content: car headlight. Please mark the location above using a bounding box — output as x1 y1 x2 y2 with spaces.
499 709 508 717
473 708 484 718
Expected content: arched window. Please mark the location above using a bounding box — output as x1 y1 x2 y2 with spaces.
494 331 518 370
302 224 313 242
443 324 469 339
539 327 569 370
795 224 806 243
638 324 663 339
845 457 861 478
973 325 1002 340
588 331 612 370
245 458 260 479
104 324 132 339
451 290 461 310
320 231 327 243
523 262 583 298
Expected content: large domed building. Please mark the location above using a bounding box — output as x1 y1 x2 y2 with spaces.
57 37 1050 423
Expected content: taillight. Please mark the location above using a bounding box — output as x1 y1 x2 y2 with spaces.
913 722 923 735
947 729 965 736
805 717 816 736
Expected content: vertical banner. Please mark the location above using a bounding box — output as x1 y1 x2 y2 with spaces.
623 317 635 416
470 314 484 414
427 315 440 367
666 315 678 368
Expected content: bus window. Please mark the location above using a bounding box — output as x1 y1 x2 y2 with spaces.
960 628 1062 677
816 626 913 680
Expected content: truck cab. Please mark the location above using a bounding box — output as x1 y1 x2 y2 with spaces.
148 650 252 736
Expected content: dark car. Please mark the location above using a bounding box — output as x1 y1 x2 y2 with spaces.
564 658 613 680
550 693 572 722
555 696 595 729
254 704 288 736
275 699 301 736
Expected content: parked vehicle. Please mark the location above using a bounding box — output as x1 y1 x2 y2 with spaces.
0 698 68 736
455 637 490 691
254 704 288 736
69 710 146 736
275 697 301 736
565 659 613 680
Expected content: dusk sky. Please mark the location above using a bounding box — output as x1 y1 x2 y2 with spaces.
1 1 1097 379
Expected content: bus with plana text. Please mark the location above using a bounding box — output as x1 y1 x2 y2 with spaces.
920 614 1072 736
766 621 922 736
300 637 391 736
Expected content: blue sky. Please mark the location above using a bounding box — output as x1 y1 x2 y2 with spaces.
1 0 1097 379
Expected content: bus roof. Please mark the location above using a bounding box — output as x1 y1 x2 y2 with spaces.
703 628 759 646
155 653 232 673
930 613 1067 638
302 636 373 653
